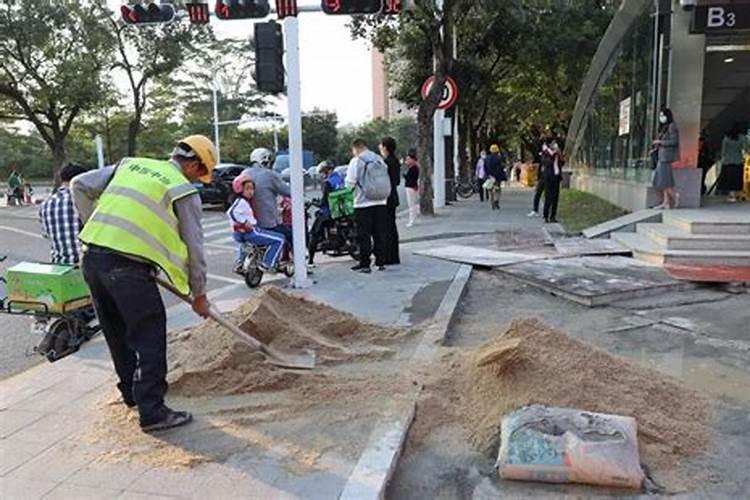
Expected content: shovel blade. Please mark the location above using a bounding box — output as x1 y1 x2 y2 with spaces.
265 347 317 370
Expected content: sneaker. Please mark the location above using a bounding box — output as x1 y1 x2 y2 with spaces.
673 193 680 208
377 265 386 271
527 211 538 217
351 264 370 272
549 218 558 223
123 397 136 408
140 406 193 433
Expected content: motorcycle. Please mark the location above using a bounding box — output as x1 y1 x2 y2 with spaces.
306 198 360 261
237 241 294 288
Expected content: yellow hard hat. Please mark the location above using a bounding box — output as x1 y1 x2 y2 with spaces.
178 135 217 184
490 144 500 153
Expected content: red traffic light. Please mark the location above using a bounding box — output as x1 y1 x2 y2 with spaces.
186 2 211 24
120 3 175 25
275 0 298 19
381 0 400 14
215 0 270 20
321 0 382 15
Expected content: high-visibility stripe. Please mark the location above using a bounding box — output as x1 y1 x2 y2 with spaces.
165 182 198 203
107 185 178 228
88 212 188 275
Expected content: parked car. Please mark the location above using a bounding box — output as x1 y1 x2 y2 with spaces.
193 163 247 209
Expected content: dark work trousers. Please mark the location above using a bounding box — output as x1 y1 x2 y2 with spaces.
81 248 167 421
383 202 400 265
533 176 546 213
355 204 387 268
543 175 561 221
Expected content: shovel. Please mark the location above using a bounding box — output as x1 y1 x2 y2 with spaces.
155 277 316 370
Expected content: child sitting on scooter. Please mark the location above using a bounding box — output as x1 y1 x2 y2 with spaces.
227 175 287 274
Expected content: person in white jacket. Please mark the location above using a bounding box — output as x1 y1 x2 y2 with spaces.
346 138 388 273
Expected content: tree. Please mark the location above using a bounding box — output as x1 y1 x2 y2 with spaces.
302 110 338 162
100 4 215 156
0 0 114 180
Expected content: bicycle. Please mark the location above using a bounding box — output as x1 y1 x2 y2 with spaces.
454 176 478 199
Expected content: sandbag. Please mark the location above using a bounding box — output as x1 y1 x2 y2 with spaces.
496 405 645 489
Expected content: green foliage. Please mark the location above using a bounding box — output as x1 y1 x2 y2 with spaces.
302 110 338 163
0 0 115 174
335 117 417 164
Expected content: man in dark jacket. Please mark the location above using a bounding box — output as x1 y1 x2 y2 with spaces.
379 137 401 265
541 139 564 223
484 144 507 210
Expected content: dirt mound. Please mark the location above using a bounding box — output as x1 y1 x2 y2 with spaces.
411 318 712 491
167 286 405 397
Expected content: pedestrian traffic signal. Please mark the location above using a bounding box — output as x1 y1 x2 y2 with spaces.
186 2 211 24
120 2 176 24
255 21 284 93
321 0 382 15
215 0 270 20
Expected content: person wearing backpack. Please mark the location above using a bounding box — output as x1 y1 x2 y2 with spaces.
346 138 390 273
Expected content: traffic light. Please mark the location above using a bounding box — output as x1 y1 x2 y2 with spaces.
186 2 211 24
321 0 382 15
215 0 270 20
275 0 298 19
381 0 401 14
255 21 284 93
120 2 176 24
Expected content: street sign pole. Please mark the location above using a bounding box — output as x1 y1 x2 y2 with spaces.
95 135 105 169
212 72 221 165
284 15 309 288
433 0 446 209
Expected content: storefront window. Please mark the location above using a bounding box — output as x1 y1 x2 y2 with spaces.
574 6 658 184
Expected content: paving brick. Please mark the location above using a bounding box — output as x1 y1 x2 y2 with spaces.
118 491 183 500
127 467 212 498
67 462 147 490
42 483 123 500
0 476 59 499
6 441 94 483
190 468 297 500
0 436 50 476
273 469 345 500
9 412 81 444
0 409 46 438
13 388 86 413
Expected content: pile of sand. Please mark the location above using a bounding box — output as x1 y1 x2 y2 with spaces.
410 318 713 491
167 286 406 397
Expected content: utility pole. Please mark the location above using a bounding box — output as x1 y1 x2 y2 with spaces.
284 15 309 289
212 71 221 165
433 0 446 209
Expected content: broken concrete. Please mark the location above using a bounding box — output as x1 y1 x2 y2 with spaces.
553 237 631 257
414 245 548 268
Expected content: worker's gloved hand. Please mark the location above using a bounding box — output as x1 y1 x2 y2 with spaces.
192 294 211 318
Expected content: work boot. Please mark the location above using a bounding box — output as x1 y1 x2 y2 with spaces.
140 406 193 433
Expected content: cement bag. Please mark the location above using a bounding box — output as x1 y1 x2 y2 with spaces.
496 405 645 489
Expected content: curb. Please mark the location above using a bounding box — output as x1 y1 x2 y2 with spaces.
338 264 473 500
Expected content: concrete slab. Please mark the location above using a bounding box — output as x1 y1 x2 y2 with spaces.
582 209 661 239
498 256 695 306
553 237 631 256
414 245 547 268
495 226 552 250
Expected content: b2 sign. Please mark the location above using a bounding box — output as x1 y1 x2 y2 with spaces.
691 4 750 33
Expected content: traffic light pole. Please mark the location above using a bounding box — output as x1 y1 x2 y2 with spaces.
283 15 310 289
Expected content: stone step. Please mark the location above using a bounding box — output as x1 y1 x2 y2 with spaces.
582 209 661 239
663 210 750 235
637 223 750 251
612 232 750 267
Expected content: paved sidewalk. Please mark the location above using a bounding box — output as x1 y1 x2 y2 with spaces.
0 251 460 499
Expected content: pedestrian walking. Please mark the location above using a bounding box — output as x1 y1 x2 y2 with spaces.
72 135 217 433
346 138 389 273
379 137 401 266
403 150 420 227
717 123 749 203
39 163 88 264
541 139 564 223
484 144 507 211
6 168 22 206
698 134 715 196
475 150 487 202
528 139 547 217
651 107 680 209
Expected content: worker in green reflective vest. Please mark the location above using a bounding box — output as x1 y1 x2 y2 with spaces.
72 135 216 433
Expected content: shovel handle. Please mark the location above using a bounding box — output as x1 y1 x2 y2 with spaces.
154 277 265 353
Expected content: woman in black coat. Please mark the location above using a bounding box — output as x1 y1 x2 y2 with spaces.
379 137 401 265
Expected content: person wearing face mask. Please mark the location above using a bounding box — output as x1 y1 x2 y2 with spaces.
652 107 680 209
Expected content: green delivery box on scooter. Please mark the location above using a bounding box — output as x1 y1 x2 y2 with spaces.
6 262 91 313
328 188 355 219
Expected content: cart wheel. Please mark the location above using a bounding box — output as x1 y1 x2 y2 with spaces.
44 320 75 362
245 269 263 288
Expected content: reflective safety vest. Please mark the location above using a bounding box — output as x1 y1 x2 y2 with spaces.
79 158 198 294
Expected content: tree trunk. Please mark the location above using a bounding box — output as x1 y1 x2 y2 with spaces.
417 101 435 216
457 109 470 181
127 115 140 157
51 140 67 188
